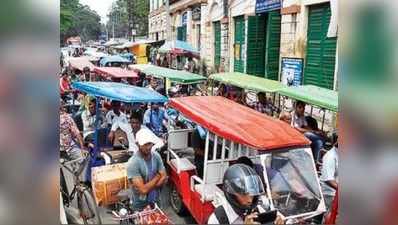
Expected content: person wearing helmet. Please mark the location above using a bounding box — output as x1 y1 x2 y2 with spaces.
208 164 285 224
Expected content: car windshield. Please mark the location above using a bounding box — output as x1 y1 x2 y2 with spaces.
262 148 323 217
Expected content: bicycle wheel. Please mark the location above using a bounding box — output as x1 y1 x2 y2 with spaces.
77 188 102 224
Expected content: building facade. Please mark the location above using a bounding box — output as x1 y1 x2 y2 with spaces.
157 0 338 90
149 0 167 41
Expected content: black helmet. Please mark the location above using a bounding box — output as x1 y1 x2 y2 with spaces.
223 164 265 216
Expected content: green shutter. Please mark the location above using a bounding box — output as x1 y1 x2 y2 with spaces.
214 21 221 68
177 26 183 41
246 16 266 77
304 3 337 90
177 26 187 41
265 11 281 81
234 16 245 73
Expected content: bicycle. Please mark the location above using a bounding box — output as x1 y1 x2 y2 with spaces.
60 148 102 224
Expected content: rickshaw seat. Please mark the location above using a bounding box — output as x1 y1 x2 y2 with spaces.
170 158 196 172
194 183 224 202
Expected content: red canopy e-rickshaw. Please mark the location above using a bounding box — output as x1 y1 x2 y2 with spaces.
166 96 327 224
93 67 139 84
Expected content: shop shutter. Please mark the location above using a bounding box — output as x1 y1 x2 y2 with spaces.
234 16 245 73
246 16 266 77
265 11 281 81
214 21 221 68
304 3 337 89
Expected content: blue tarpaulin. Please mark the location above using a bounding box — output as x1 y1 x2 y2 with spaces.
159 40 199 55
255 0 281 13
99 55 130 66
72 82 168 103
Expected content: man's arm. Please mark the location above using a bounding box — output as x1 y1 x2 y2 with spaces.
155 170 167 187
131 175 161 195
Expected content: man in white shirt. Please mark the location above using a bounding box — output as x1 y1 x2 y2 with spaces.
81 98 106 141
110 111 164 154
291 100 309 131
320 135 338 210
106 100 128 130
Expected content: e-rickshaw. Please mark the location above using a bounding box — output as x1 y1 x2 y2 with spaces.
130 64 207 96
166 96 326 224
69 56 96 72
93 67 139 83
277 85 338 131
71 81 168 182
99 55 131 68
209 72 287 115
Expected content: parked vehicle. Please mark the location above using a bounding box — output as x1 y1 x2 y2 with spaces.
71 81 168 182
166 96 326 223
130 64 207 96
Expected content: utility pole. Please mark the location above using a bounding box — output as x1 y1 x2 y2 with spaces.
127 0 133 41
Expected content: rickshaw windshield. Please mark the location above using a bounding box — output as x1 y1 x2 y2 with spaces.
261 148 324 217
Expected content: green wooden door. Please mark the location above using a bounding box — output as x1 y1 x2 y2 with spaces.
246 16 266 77
214 21 221 68
234 16 245 73
304 3 337 89
265 11 281 81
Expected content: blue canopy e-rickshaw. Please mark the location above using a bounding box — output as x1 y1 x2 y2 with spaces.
99 55 131 67
71 81 168 181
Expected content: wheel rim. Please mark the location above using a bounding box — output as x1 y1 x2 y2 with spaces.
170 185 182 212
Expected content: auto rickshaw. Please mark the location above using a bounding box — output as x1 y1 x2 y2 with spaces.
70 81 168 182
93 67 138 84
130 64 207 96
166 96 326 224
209 72 287 115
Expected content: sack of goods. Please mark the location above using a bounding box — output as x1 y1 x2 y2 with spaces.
91 163 128 206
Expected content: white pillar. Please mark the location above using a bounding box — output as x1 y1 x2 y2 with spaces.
200 3 208 57
186 9 193 44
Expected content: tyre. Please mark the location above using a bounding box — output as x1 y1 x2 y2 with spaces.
77 188 102 224
169 183 187 215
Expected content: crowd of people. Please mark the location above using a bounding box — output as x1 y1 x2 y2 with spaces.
59 45 337 224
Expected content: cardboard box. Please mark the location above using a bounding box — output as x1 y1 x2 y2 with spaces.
91 163 128 206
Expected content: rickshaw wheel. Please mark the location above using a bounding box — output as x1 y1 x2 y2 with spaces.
169 183 187 215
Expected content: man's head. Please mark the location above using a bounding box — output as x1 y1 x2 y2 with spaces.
295 100 306 116
257 92 266 103
130 111 143 133
150 78 157 88
151 102 160 110
223 164 264 215
136 129 155 157
279 111 292 124
111 100 121 114
88 98 96 114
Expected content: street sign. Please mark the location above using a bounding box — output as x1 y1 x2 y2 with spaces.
255 0 281 13
281 57 303 86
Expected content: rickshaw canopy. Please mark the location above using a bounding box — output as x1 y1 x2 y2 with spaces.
170 96 310 150
72 82 168 103
130 64 206 84
278 85 338 112
99 55 130 66
93 67 138 78
209 72 286 93
69 57 95 71
159 40 199 57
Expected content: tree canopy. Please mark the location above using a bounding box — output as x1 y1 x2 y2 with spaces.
60 0 102 44
106 0 149 39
